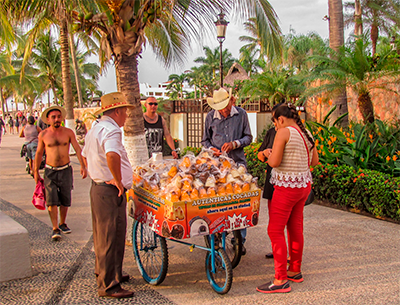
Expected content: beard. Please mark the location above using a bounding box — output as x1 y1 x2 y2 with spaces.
54 123 61 128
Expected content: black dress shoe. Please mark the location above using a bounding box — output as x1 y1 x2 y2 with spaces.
265 252 274 259
100 288 134 298
121 274 130 283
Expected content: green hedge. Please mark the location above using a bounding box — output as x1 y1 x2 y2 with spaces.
312 164 400 221
182 145 400 221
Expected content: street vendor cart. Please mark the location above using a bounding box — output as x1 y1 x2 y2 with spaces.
128 150 261 294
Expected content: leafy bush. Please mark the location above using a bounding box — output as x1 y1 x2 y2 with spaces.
181 146 202 157
244 143 268 187
307 115 400 176
312 164 400 221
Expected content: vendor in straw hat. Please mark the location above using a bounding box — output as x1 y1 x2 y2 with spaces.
201 87 253 254
82 92 135 299
34 105 87 241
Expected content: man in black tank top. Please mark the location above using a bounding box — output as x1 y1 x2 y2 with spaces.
143 97 178 159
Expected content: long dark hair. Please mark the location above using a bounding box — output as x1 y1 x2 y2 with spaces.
273 103 315 149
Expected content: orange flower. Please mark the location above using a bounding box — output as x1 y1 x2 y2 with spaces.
369 134 373 140
328 140 332 145
318 97 322 104
386 156 391 162
393 155 398 161
329 100 332 105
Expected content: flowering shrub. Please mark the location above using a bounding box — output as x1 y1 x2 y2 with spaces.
244 142 267 186
307 119 400 176
312 164 400 221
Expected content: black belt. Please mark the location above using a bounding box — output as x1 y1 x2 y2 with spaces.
92 180 127 192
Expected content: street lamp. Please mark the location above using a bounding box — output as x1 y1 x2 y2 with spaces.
215 12 229 88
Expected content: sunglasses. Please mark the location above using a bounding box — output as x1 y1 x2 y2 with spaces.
148 102 158 106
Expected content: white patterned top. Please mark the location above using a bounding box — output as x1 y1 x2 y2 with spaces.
270 126 313 188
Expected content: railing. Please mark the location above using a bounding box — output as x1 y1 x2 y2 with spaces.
171 98 275 113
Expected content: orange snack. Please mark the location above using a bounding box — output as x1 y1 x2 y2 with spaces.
168 166 178 177
217 185 226 196
180 156 191 168
181 180 192 192
190 188 199 200
170 190 180 202
225 183 233 194
207 187 216 197
199 187 207 198
143 179 151 191
234 183 242 194
242 182 250 192
221 159 232 169
180 191 190 201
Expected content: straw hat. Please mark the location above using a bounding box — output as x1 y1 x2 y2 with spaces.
41 105 66 124
207 88 232 110
94 92 134 116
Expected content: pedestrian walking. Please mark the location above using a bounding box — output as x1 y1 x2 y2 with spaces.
8 115 14 134
34 105 87 240
20 116 42 176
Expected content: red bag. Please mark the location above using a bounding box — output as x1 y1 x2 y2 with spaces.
32 179 46 210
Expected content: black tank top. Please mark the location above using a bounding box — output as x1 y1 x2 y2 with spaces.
144 115 164 158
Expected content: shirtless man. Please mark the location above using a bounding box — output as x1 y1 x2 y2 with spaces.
34 105 87 240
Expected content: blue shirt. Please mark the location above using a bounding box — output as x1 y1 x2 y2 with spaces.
201 106 252 166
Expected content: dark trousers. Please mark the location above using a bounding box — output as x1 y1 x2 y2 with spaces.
90 182 127 295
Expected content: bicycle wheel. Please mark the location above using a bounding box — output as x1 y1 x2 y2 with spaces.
132 220 168 285
204 230 242 269
205 248 233 294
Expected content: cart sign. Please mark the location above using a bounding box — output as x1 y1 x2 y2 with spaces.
128 186 261 239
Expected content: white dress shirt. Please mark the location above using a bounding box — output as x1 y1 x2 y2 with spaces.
82 115 133 189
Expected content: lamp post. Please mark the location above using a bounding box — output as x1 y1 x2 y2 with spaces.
215 12 229 88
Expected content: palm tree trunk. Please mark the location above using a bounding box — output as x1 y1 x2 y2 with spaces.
0 88 6 116
59 17 74 123
328 0 349 127
358 92 374 123
371 24 378 56
354 0 363 37
68 31 84 108
116 54 149 167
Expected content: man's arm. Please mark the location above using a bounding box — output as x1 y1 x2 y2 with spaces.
68 129 87 179
106 151 124 197
34 132 45 184
162 117 178 159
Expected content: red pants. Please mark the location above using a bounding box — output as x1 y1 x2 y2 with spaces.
268 184 311 280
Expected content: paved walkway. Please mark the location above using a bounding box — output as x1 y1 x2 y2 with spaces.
0 133 399 304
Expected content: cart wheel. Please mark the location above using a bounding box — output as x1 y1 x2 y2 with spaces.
132 220 168 285
205 248 233 294
204 230 242 269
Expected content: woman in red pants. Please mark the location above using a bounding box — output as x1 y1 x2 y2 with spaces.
257 103 319 294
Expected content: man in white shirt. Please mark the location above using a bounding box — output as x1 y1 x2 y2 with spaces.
82 92 134 299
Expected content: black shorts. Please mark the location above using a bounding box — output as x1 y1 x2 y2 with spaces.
44 165 73 207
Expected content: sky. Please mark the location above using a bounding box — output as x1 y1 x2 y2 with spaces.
97 0 333 94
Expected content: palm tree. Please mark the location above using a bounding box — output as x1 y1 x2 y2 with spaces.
31 31 62 106
65 0 283 166
284 32 328 73
309 39 400 124
167 73 189 99
344 0 398 55
0 51 14 115
328 0 349 126
4 0 93 132
194 46 222 80
239 17 283 69
239 70 305 104
239 47 260 76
